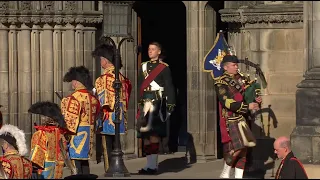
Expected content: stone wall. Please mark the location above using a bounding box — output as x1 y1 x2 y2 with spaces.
220 1 304 139
0 1 102 153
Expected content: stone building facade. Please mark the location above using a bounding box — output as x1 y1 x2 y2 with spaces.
0 1 317 164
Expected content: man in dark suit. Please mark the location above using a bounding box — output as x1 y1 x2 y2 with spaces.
274 136 308 179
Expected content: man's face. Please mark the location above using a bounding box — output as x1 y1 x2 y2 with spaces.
223 62 238 75
71 80 78 90
100 57 111 68
148 45 161 59
274 142 287 159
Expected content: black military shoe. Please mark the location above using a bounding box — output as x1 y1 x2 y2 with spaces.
138 168 158 175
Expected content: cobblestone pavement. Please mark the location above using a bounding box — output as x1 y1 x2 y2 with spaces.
63 152 278 179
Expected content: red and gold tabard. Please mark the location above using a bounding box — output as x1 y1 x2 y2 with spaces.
95 66 131 135
0 150 32 179
61 87 100 159
29 126 68 179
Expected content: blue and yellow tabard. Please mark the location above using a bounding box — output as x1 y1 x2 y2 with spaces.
29 126 67 179
95 66 131 135
61 88 100 160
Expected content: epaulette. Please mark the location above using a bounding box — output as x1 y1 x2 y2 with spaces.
159 61 169 66
214 75 229 86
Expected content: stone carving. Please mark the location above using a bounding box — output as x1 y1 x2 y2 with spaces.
43 1 55 11
19 1 31 10
0 13 103 25
64 1 77 11
0 2 9 10
220 5 303 24
31 17 41 24
221 14 303 24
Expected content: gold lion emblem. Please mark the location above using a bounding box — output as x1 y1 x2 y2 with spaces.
209 49 227 70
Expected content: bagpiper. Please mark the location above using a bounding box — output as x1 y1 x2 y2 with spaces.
91 44 132 171
28 101 73 179
215 55 262 179
136 42 175 174
0 124 32 179
61 66 100 175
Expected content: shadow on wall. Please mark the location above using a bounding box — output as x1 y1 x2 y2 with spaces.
244 104 279 179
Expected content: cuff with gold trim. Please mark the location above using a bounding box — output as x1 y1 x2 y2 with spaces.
167 104 176 112
237 103 249 114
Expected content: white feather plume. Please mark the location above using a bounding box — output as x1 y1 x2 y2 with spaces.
0 124 28 156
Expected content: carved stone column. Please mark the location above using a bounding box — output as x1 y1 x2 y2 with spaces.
291 1 320 164
75 24 84 66
53 25 63 104
8 24 18 125
0 23 9 123
31 24 41 128
41 24 54 101
185 1 217 163
18 23 32 149
63 23 76 94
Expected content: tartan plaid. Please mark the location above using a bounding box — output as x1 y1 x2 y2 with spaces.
226 121 246 152
235 156 247 169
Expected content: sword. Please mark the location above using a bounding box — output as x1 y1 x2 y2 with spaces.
59 139 77 175
55 91 63 101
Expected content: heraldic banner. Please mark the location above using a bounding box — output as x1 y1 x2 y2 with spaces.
203 31 230 79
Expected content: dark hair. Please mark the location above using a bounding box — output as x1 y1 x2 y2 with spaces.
92 43 123 68
149 41 162 51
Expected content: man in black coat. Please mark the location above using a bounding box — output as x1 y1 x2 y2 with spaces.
274 136 308 179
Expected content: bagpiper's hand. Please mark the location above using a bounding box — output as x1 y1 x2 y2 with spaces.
255 96 262 104
249 102 259 110
167 104 175 113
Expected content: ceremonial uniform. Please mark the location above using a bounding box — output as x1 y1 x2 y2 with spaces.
94 66 131 170
91 43 132 172
29 101 72 179
214 55 257 178
136 59 175 174
275 152 308 179
61 66 100 175
0 124 32 179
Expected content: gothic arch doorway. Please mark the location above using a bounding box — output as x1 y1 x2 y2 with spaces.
133 1 188 156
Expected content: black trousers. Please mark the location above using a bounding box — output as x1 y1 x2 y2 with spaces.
74 160 90 175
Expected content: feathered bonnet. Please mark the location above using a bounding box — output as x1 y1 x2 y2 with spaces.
28 101 67 129
63 66 94 90
0 124 28 156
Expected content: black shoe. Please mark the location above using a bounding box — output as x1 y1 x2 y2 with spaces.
138 168 158 175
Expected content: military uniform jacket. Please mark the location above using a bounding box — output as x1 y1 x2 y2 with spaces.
214 72 250 143
95 66 131 135
0 150 32 179
61 87 100 160
275 152 308 179
29 126 68 179
138 59 175 105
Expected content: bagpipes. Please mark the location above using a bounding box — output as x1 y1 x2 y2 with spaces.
238 57 268 105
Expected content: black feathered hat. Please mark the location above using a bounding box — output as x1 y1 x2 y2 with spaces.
221 55 239 67
28 101 66 129
63 66 94 90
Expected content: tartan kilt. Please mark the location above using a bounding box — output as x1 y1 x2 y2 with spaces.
136 99 167 139
223 120 246 153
